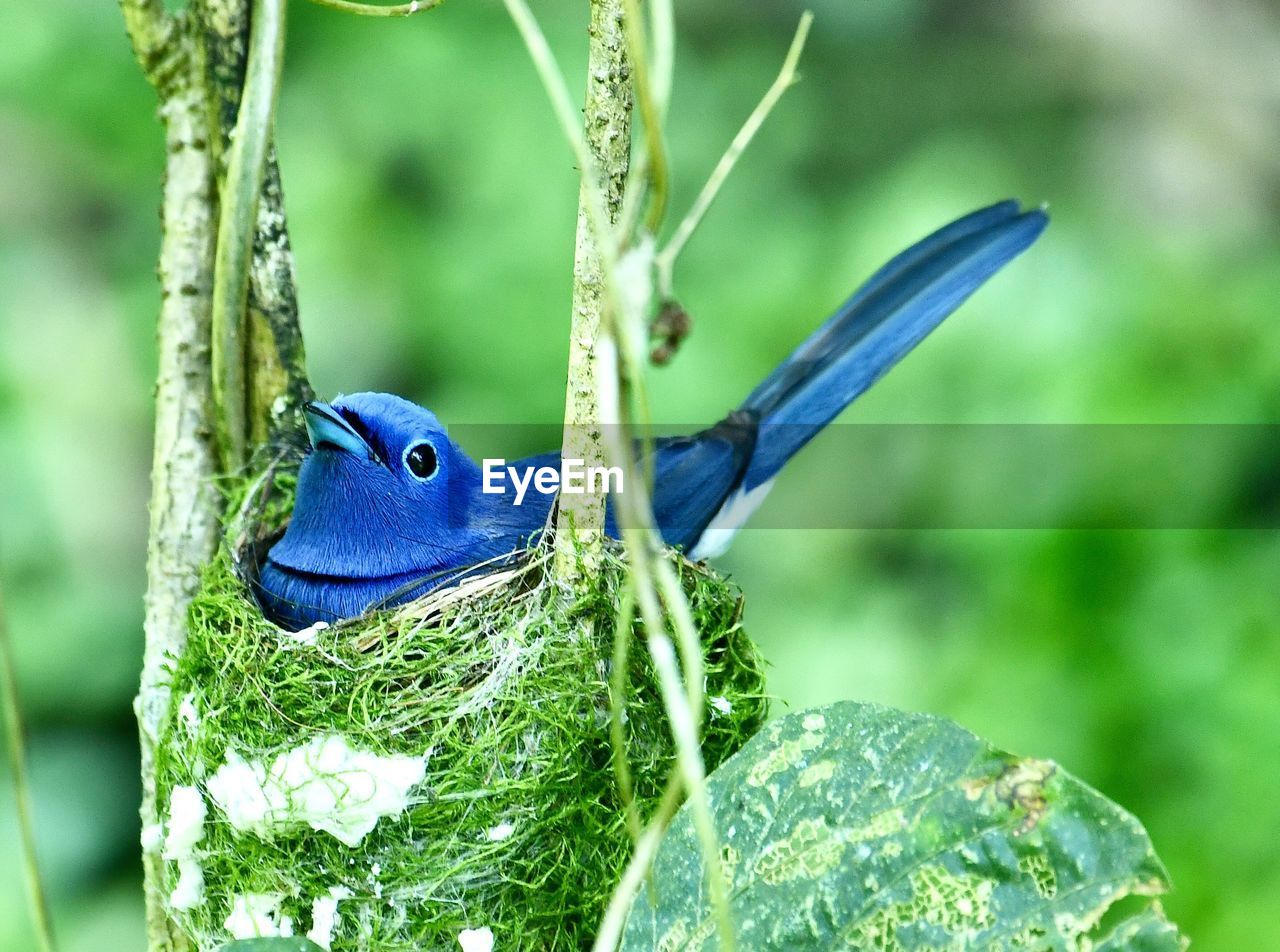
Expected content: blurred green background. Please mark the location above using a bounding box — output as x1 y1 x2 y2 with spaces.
2 0 1278 948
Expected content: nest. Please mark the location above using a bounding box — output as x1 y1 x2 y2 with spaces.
153 463 769 950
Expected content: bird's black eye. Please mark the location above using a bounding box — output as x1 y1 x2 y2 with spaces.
404 441 439 480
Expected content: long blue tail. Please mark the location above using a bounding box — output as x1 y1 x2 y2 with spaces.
738 200 1048 490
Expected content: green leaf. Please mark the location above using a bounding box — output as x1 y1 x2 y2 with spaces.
1093 904 1187 952
215 940 327 952
622 701 1187 951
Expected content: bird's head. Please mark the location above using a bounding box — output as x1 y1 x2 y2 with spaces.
268 392 480 579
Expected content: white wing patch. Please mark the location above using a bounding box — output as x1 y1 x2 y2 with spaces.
689 478 776 560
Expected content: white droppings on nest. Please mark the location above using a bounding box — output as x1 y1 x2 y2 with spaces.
710 695 733 716
285 619 329 647
169 859 205 912
206 734 428 847
486 821 515 842
225 892 293 939
307 886 353 951
458 926 495 952
141 823 163 851
178 692 200 732
163 784 207 910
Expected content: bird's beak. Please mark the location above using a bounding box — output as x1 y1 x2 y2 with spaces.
303 401 375 459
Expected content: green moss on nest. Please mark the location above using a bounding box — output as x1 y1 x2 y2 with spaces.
155 470 768 950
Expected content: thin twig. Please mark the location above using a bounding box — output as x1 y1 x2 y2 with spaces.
649 0 674 117
603 248 734 948
656 11 813 295
608 582 641 841
616 0 673 240
618 516 732 949
501 0 618 282
591 776 683 952
653 559 704 730
617 149 652 241
646 629 728 921
210 0 288 470
621 0 670 233
0 578 56 952
305 0 443 16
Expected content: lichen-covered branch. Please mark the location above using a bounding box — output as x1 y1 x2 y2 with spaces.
137 67 220 952
552 0 633 584
247 155 313 447
120 0 311 945
119 0 181 94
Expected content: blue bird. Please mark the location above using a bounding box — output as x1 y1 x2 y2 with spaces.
257 200 1048 629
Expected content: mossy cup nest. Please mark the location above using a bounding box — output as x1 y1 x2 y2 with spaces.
153 466 769 950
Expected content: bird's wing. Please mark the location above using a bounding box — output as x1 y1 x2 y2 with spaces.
505 417 755 552
643 412 757 550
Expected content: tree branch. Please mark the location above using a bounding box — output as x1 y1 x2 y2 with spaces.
619 0 668 233
138 73 221 952
125 1 312 946
552 0 634 585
